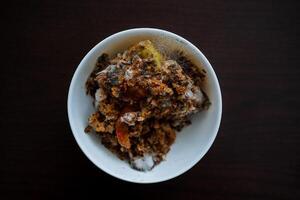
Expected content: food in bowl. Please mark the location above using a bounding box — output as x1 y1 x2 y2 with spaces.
85 40 210 171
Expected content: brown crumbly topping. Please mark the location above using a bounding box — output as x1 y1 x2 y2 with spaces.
85 40 210 169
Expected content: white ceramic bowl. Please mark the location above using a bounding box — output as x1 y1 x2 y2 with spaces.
67 28 222 183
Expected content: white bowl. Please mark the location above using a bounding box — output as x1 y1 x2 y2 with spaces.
67 28 222 183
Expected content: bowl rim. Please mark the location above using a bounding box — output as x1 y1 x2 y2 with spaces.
67 28 222 183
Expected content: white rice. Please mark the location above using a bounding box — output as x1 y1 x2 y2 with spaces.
131 154 155 171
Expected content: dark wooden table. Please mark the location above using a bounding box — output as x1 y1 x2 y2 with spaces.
2 0 300 199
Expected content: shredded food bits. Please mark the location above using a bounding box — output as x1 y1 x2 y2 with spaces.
85 40 210 171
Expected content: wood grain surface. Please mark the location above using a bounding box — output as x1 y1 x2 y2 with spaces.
2 0 300 199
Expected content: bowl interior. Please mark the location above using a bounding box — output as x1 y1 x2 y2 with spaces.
68 28 222 183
